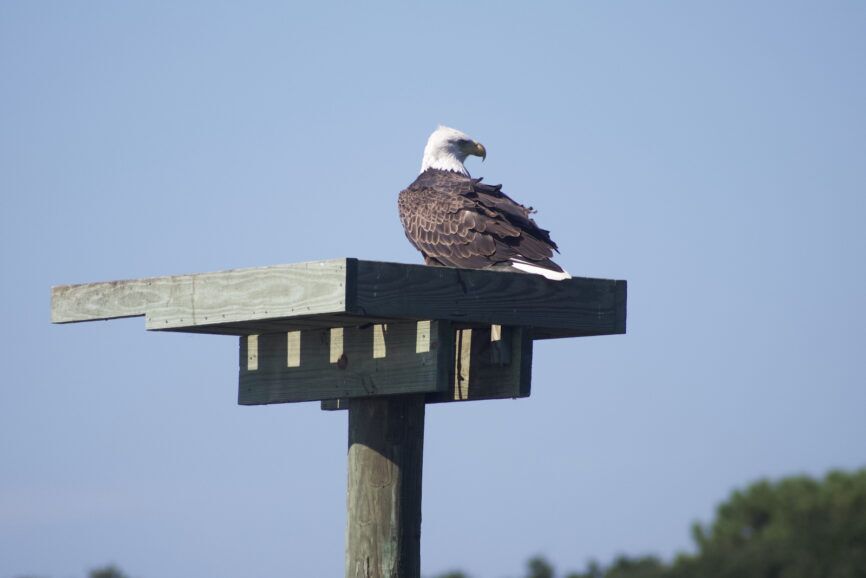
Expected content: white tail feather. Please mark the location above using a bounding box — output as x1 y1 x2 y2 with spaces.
509 260 572 281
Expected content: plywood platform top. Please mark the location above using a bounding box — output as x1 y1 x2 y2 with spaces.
51 258 626 340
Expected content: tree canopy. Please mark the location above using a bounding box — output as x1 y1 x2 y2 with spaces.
88 566 129 578
670 469 866 578
434 468 866 578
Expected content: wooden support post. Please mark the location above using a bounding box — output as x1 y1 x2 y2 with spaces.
346 394 425 578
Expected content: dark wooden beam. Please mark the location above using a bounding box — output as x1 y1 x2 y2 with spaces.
239 321 452 405
352 260 626 339
429 325 533 404
322 325 532 410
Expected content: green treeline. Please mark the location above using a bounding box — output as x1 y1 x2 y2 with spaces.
435 468 866 578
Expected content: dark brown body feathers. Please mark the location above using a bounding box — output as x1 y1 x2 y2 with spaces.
398 169 564 272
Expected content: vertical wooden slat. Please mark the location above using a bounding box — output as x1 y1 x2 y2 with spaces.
415 321 431 353
373 324 387 359
330 328 344 364
247 335 259 371
454 329 472 400
286 331 301 367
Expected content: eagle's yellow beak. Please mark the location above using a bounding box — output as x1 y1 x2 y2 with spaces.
471 141 486 162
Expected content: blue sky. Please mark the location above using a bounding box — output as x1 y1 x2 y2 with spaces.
2 1 865 577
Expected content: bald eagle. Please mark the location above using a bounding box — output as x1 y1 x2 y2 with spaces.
398 126 570 280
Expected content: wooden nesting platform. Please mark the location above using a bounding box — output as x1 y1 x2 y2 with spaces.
52 258 626 406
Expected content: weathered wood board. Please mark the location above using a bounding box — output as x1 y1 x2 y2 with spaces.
346 394 425 576
51 258 626 340
429 325 533 404
51 259 350 330
239 321 452 404
322 325 532 410
352 260 625 339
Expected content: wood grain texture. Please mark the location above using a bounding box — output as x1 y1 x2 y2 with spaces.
323 325 531 410
346 394 424 578
51 259 351 330
351 260 626 338
52 258 626 339
429 325 532 404
151 260 349 330
239 321 452 404
51 277 190 324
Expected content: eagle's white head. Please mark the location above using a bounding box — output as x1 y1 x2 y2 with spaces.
420 126 487 176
